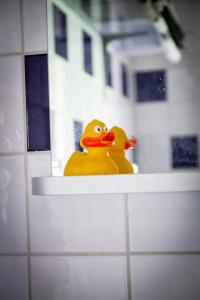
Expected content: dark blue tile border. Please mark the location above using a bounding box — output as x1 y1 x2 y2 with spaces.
83 30 93 75
25 54 51 151
53 5 68 59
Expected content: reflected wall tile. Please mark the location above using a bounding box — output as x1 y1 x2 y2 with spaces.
128 192 200 252
0 156 27 253
0 257 28 300
0 0 21 53
31 256 128 300
29 194 126 253
0 56 25 153
131 255 200 300
23 0 47 52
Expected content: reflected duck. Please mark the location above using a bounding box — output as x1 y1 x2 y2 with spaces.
108 126 137 174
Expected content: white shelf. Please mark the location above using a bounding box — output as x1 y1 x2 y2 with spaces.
32 173 200 195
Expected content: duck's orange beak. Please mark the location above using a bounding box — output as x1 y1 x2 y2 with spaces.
82 132 115 147
125 138 137 149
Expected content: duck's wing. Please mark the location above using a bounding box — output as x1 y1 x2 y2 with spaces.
64 151 86 176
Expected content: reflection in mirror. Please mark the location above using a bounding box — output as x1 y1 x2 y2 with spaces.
47 0 200 176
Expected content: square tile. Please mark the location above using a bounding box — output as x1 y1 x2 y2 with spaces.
23 0 47 52
0 256 28 300
31 256 128 300
128 192 200 252
0 155 27 253
131 255 200 300
29 193 126 253
0 0 21 53
135 70 166 102
0 56 25 153
135 135 171 173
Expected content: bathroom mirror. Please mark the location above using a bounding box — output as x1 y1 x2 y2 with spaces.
47 0 200 176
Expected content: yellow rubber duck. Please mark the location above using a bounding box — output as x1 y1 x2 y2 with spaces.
108 126 137 174
64 119 119 176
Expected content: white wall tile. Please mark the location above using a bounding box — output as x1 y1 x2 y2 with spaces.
0 256 28 300
0 56 25 153
131 255 200 300
29 193 126 253
128 192 200 252
0 155 27 253
168 100 200 135
31 256 128 300
136 135 171 173
23 0 47 52
0 0 21 53
135 103 168 136
27 152 52 179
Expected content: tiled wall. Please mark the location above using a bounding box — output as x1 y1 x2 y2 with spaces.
0 0 51 299
1 1 200 300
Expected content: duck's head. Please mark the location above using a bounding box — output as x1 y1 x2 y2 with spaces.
109 126 137 152
80 119 115 150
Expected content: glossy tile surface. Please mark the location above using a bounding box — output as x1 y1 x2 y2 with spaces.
128 192 200 251
29 193 126 252
0 155 27 253
0 0 21 53
131 255 200 300
23 0 47 52
0 56 25 153
31 256 128 300
0 256 28 300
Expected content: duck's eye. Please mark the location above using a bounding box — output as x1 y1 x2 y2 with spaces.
104 126 108 132
94 125 102 133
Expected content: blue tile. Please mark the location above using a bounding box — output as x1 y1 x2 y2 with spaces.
74 120 83 152
53 5 67 59
135 70 166 102
172 136 199 168
83 31 93 75
105 52 112 87
25 54 50 151
121 64 128 97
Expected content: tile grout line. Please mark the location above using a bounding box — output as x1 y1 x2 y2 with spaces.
130 251 200 255
19 1 32 299
30 252 127 257
124 193 132 300
0 51 47 58
0 151 51 156
1 251 200 257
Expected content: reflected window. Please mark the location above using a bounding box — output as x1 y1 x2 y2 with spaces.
74 120 83 152
81 0 91 17
172 136 199 169
53 5 67 59
25 54 50 151
105 52 112 87
135 70 166 102
121 64 129 97
101 0 111 21
83 31 93 74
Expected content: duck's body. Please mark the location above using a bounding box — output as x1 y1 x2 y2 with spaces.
109 150 134 174
64 120 119 176
109 126 137 174
64 149 118 175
